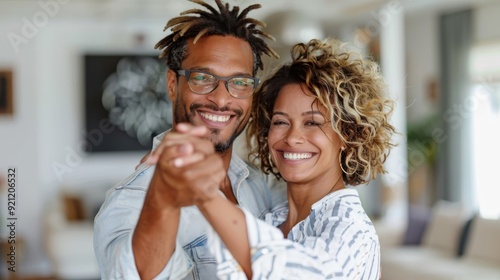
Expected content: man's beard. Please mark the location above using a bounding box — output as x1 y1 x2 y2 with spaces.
173 98 246 154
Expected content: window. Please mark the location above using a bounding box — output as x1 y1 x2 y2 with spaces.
471 84 500 219
470 42 500 219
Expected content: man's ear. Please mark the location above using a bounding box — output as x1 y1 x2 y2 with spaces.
166 69 177 102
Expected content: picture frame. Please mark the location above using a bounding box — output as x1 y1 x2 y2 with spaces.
0 70 14 116
84 54 171 152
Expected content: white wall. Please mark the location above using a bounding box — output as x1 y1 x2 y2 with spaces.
1 0 500 276
0 15 167 276
0 18 47 274
405 13 440 123
475 2 500 42
405 0 500 124
402 1 500 211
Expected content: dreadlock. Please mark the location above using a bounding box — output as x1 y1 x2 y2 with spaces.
155 0 279 75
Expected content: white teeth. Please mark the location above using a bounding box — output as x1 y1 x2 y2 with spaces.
200 112 230 122
283 152 313 160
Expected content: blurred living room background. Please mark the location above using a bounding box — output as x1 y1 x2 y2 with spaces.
0 0 499 279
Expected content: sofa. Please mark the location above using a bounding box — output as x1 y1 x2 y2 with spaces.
378 201 500 280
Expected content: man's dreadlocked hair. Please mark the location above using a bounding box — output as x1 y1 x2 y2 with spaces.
155 0 279 75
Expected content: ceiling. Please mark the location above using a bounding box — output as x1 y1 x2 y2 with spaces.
0 0 497 22
1 0 495 50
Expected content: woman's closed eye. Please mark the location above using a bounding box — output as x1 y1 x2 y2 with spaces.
271 119 289 126
305 120 323 126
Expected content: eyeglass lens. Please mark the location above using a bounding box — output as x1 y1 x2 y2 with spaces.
186 71 256 98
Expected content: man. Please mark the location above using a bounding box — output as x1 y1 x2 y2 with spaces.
93 1 285 279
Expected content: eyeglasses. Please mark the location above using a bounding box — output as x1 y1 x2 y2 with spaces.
176 69 259 99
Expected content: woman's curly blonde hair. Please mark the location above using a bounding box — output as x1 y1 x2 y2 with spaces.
247 38 396 186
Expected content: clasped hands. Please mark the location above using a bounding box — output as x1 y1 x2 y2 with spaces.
146 123 226 208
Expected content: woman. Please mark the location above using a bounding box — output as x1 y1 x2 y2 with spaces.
166 38 396 279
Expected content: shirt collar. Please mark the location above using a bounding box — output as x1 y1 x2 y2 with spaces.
310 188 358 210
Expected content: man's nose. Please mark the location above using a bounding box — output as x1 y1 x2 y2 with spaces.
206 80 231 107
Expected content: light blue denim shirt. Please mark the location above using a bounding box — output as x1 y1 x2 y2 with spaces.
93 132 286 280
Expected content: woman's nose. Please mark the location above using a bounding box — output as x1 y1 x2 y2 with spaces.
283 126 305 146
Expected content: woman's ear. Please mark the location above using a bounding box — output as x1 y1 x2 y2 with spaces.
166 69 177 102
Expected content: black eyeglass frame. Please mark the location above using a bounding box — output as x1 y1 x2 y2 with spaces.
176 69 259 99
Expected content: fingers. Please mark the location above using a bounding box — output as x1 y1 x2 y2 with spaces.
136 152 151 169
172 152 205 168
176 153 225 201
147 142 194 165
175 123 208 136
148 135 191 164
144 123 225 207
147 124 212 165
152 151 225 207
149 136 215 168
178 153 224 179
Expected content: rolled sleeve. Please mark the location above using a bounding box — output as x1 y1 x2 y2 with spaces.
94 187 141 279
94 186 194 280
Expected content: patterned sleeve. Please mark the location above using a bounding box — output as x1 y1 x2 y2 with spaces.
208 206 379 280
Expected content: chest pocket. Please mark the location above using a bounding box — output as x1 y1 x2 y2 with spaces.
182 235 217 280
